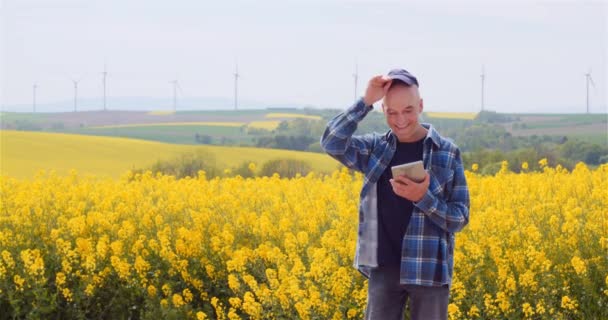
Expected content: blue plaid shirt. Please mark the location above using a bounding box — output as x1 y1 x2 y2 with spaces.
320 98 470 287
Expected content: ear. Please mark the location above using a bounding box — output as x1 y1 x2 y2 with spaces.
419 98 424 113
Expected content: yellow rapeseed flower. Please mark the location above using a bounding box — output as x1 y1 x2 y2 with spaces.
62 288 73 302
561 295 578 311
162 284 171 297
147 285 157 298
522 302 535 317
172 293 185 308
13 275 25 291
160 299 169 308
467 305 480 318
570 256 587 275
183 288 193 303
471 163 479 172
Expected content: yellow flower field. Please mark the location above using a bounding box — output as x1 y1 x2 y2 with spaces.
0 162 606 319
425 112 478 120
147 111 176 116
0 130 338 179
247 121 282 130
90 122 246 129
264 113 322 120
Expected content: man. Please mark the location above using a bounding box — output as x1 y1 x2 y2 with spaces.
320 69 470 320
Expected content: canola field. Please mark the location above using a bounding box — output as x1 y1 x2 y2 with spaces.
90 121 282 130
0 130 337 179
425 112 478 120
90 122 247 129
264 113 322 121
0 160 606 319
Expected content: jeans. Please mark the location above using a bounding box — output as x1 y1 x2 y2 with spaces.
364 266 450 320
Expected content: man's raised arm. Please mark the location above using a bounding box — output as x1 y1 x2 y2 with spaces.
320 76 392 172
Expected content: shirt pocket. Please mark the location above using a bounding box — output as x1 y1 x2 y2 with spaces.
429 165 454 197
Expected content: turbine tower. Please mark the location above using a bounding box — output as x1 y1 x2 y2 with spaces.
585 69 595 114
480 65 485 112
72 79 79 112
234 63 239 110
102 63 108 111
66 73 86 112
169 79 181 112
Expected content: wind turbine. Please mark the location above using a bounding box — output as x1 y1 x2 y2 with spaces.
72 79 80 112
233 62 239 110
101 63 108 111
585 69 595 114
65 73 86 112
169 79 184 112
480 65 485 112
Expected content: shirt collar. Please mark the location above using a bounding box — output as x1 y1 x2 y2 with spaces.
421 123 442 148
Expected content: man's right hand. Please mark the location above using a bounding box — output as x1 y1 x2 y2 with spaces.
363 75 392 107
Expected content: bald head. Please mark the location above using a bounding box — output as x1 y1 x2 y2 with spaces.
381 82 425 142
383 82 421 110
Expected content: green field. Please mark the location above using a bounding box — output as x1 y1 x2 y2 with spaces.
509 113 607 127
509 113 606 120
566 132 608 145
0 112 48 128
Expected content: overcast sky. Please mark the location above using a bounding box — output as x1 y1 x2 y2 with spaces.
1 0 607 113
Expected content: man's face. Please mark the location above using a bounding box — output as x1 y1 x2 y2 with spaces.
382 84 424 142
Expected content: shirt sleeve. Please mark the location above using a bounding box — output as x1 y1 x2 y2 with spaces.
413 147 470 233
320 98 375 173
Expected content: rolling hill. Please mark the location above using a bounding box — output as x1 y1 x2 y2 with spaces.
0 130 339 179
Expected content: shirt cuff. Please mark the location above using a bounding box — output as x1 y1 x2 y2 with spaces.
348 97 374 119
413 189 437 213
362 97 374 109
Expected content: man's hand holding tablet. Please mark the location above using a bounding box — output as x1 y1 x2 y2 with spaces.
390 160 425 183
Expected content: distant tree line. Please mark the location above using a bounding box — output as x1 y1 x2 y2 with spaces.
201 111 608 173
251 119 325 151
131 151 314 179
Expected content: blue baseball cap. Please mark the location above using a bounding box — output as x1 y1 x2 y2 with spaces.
387 68 419 87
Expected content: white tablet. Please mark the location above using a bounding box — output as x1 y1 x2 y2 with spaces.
391 160 425 183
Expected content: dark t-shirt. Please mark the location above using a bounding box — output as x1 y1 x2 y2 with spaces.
376 137 424 267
